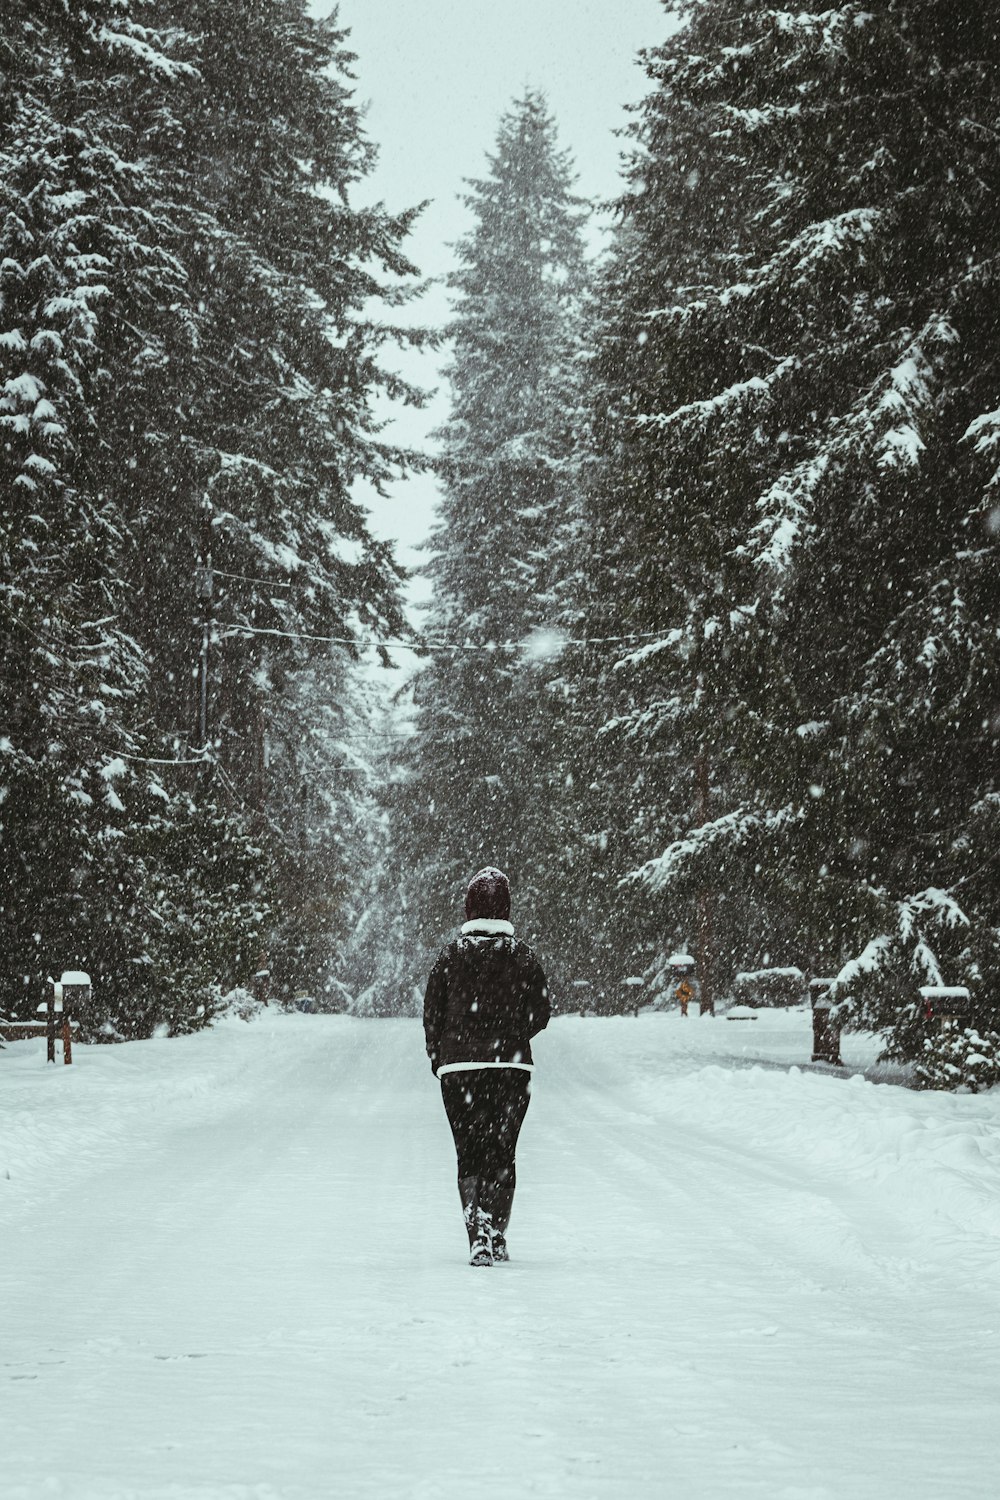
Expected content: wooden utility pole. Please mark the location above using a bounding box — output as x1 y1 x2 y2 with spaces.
196 503 213 748
45 986 57 1064
254 951 271 1008
694 750 715 1015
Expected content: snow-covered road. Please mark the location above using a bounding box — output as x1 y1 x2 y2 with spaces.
4 1013 999 1499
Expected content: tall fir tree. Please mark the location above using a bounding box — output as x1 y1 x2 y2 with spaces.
130 0 427 1008
0 0 205 1031
389 92 590 1001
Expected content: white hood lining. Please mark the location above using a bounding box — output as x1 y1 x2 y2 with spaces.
461 919 514 937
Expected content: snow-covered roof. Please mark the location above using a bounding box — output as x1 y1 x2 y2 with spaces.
918 986 971 999
59 971 91 986
667 953 695 966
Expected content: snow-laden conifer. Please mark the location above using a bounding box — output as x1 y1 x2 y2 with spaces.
588 1 1000 1058
394 92 590 990
0 0 201 1027
1 1 426 1031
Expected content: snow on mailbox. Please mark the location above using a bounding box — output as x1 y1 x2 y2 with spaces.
919 985 971 1027
59 971 92 1008
666 952 700 1016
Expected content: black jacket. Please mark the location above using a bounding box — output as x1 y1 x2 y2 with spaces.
423 922 550 1074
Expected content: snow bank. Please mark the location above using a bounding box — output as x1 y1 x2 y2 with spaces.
0 1012 316 1219
576 1013 1000 1270
665 1062 997 1212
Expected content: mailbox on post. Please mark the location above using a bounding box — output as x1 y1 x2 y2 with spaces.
919 986 972 1028
667 953 701 1016
56 971 90 1064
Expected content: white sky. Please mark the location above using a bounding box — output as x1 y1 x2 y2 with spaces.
312 0 675 603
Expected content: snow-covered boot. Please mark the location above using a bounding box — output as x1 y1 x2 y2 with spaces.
486 1172 514 1262
458 1176 478 1249
469 1207 494 1267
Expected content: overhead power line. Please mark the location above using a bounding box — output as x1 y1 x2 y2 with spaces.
218 623 670 654
213 568 293 589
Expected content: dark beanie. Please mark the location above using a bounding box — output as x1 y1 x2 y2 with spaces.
465 866 511 922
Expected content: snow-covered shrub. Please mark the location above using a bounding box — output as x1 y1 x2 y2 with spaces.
217 989 263 1024
830 956 923 1065
915 1028 1000 1094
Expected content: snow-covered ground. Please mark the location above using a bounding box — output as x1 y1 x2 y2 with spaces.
3 1011 999 1499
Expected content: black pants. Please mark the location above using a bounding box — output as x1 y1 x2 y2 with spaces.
440 1068 531 1230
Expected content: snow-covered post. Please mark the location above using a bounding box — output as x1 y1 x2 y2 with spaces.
623 976 645 1017
41 984 60 1064
809 978 842 1066
253 953 271 1008
57 972 90 1064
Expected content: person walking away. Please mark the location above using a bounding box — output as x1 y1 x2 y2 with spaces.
423 867 550 1267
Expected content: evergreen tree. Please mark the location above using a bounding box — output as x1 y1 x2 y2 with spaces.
343 679 423 1018
1 1 425 1033
391 92 590 999
0 0 202 1027
265 658 393 1010
127 0 427 1011
567 15 752 1002
122 0 422 763
586 0 1000 1059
